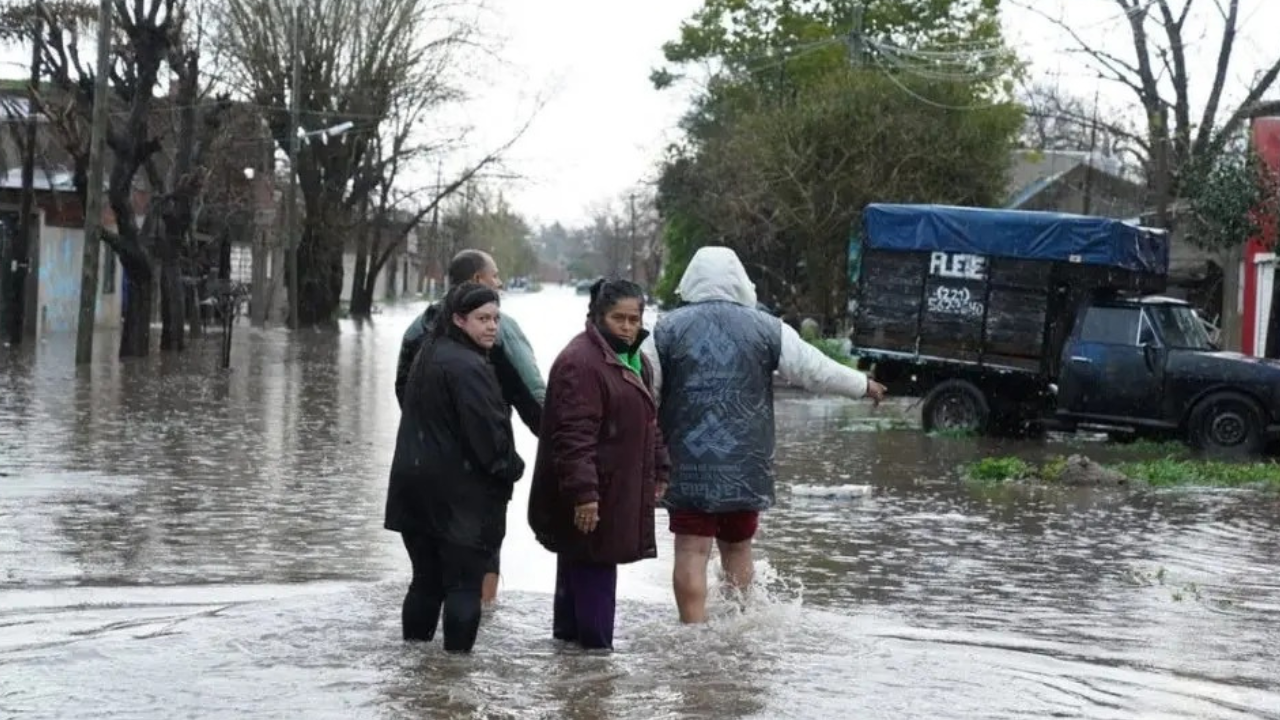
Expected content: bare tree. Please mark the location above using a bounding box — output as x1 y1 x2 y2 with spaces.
148 3 233 350
1017 0 1280 228
1 0 233 356
2 1 179 356
217 0 492 327
346 79 533 318
1017 81 1146 176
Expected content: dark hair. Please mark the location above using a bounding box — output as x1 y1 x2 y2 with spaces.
447 250 492 287
588 277 645 321
433 281 500 340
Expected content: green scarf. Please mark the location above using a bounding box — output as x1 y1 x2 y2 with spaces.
617 350 642 377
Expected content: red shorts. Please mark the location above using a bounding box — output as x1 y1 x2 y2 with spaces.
668 509 759 543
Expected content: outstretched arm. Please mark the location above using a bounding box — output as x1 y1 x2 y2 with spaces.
776 322 870 400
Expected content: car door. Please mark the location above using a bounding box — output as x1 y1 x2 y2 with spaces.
1058 305 1166 421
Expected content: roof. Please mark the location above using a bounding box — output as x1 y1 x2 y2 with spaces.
0 165 75 191
1005 149 1132 210
0 96 47 122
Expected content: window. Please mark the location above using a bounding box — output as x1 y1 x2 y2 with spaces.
1138 313 1157 345
1079 306 1141 345
101 245 117 295
1147 304 1214 350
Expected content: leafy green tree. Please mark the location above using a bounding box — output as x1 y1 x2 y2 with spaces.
652 0 1022 319
1183 139 1280 253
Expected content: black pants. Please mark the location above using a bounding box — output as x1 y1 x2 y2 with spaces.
401 534 490 653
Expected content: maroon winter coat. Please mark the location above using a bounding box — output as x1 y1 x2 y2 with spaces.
528 323 670 565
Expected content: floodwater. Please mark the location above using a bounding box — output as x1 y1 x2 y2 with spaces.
1 286 1278 720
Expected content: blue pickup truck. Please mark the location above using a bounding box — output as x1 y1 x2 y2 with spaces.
850 203 1280 456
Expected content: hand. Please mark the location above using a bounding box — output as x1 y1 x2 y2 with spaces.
574 502 599 534
655 482 668 501
866 380 887 406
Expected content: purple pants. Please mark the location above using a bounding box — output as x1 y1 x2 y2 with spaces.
553 555 618 650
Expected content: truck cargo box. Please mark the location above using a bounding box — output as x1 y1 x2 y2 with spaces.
852 204 1169 378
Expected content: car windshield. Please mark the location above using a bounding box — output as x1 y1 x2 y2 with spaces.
1146 304 1215 350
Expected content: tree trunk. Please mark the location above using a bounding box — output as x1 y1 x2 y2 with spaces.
294 223 343 328
250 230 269 327
1220 244 1244 352
159 251 186 351
349 219 372 318
187 283 203 339
351 282 375 319
386 254 399 300
119 260 154 358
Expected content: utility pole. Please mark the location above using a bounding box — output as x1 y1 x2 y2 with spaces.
849 3 866 67
1082 86 1101 216
627 193 638 283
75 0 112 365
2 0 42 345
430 160 442 294
285 0 302 329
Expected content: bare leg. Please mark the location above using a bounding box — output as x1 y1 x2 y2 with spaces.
672 534 714 624
481 573 499 605
717 539 754 599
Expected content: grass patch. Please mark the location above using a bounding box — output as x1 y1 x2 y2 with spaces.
964 454 1280 490
1114 457 1280 488
804 336 858 369
963 456 1038 483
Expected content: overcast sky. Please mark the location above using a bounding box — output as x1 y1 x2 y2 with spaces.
2 0 1278 228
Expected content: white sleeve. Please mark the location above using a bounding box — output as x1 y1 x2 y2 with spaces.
640 333 662 405
776 322 869 399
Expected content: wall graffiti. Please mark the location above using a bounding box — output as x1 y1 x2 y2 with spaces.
927 285 984 318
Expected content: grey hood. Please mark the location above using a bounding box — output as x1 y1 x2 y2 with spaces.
677 246 758 307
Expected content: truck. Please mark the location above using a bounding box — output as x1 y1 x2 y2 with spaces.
850 203 1280 456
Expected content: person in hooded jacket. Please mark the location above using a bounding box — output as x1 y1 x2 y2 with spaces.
385 282 525 653
528 278 670 650
395 249 543 604
640 246 888 624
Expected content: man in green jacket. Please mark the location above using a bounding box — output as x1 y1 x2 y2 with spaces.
396 249 545 603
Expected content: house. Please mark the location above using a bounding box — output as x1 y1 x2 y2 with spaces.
1006 149 1145 219
1006 148 1221 311
339 208 427 308
1 94 124 336
1 84 280 337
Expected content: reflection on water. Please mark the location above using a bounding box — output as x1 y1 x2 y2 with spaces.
2 287 1279 719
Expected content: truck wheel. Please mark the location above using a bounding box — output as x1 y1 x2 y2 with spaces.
1187 392 1265 456
922 380 990 435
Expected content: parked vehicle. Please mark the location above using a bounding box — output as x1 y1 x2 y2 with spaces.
850 203 1280 455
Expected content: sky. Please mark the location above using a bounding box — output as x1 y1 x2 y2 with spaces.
2 0 1279 228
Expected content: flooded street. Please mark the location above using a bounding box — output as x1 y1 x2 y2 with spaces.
2 286 1279 719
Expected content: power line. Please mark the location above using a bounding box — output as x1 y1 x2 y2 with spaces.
867 48 1004 112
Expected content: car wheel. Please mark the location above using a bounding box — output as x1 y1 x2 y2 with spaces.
1187 391 1265 457
922 380 990 435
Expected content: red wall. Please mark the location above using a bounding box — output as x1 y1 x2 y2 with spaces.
1240 117 1280 355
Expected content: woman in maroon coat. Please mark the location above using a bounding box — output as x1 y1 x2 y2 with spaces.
528 278 670 650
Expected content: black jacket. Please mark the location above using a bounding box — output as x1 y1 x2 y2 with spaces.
384 333 526 551
395 304 542 436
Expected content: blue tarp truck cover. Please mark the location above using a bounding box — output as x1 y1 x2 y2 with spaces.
862 204 1169 276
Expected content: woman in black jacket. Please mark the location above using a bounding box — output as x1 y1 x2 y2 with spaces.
384 282 525 653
